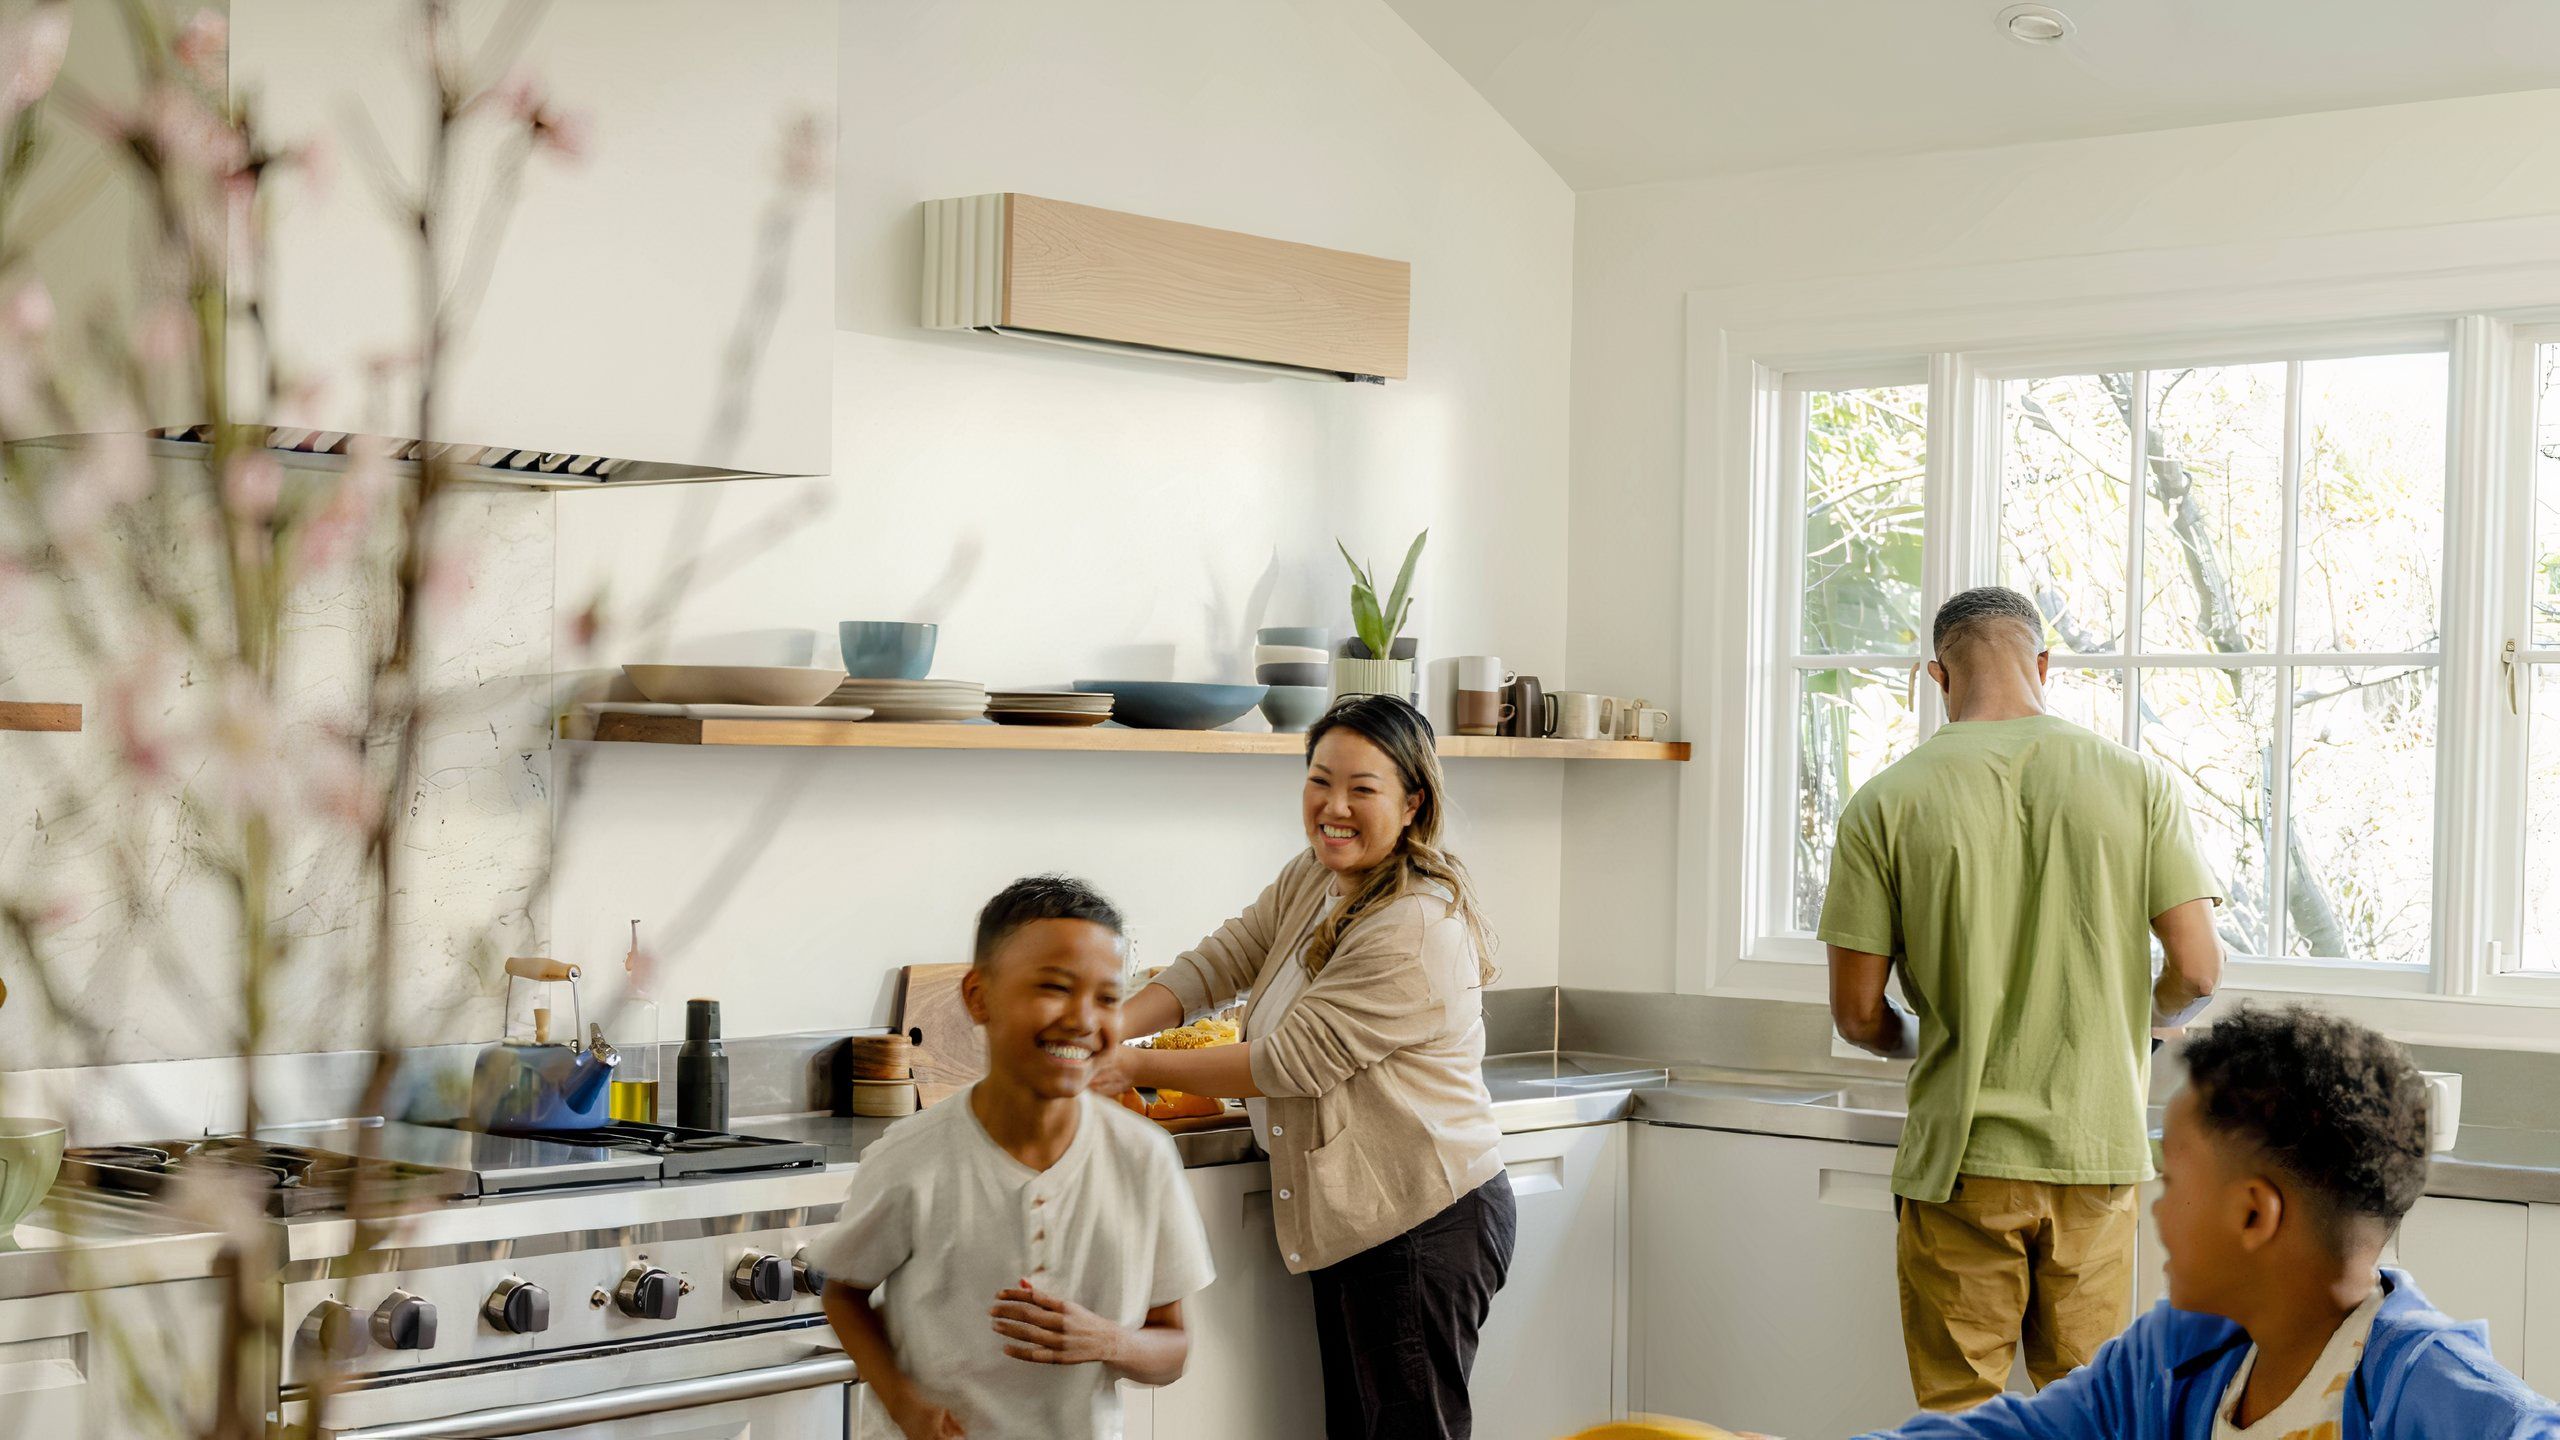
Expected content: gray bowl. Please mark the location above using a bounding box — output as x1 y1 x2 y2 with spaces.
1073 680 1267 730
1256 626 1332 650
1256 661 1331 688
839 621 936 680
1259 685 1331 734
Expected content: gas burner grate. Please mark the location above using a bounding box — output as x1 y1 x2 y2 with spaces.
471 1121 827 1178
58 1137 480 1217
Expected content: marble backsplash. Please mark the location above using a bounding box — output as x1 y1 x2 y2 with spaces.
0 464 554 1071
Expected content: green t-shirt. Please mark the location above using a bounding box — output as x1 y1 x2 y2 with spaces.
1817 714 2222 1204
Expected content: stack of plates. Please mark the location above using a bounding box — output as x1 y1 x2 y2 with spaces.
826 678 989 723
987 690 1115 727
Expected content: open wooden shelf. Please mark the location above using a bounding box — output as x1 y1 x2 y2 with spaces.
0 702 80 733
586 714 1689 762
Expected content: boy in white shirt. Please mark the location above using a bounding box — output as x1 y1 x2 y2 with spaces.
810 875 1214 1440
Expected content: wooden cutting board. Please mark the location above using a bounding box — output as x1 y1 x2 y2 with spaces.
893 963 983 1108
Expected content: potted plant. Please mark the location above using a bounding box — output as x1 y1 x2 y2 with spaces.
1334 529 1426 701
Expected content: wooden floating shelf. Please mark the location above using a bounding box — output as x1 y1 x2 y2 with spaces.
0 702 81 733
586 714 1688 762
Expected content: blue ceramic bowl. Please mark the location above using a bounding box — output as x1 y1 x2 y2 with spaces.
1260 685 1331 734
839 622 937 680
1073 680 1267 730
1256 626 1332 649
1255 662 1331 688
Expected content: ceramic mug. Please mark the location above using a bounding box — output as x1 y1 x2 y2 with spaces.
1455 656 1515 693
0 1118 65 1232
1552 692 1615 741
1502 675 1547 738
1455 688 1514 736
1617 702 1673 742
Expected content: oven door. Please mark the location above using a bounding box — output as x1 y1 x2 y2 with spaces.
283 1322 855 1440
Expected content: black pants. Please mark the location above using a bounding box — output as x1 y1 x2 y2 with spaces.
1308 1171 1517 1440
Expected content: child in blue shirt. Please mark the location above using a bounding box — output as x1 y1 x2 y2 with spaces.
1854 1004 2557 1439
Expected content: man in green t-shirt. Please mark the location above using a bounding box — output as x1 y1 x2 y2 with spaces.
1821 585 2226 1413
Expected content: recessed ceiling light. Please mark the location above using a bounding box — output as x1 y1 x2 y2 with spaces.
1999 3 2072 44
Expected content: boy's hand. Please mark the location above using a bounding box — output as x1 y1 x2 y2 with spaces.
992 1281 1125 1366
887 1394 966 1439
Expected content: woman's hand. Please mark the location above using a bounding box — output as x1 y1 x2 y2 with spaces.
992 1282 1126 1366
1085 1041 1145 1098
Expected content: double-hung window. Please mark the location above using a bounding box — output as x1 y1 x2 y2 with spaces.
1764 340 2523 996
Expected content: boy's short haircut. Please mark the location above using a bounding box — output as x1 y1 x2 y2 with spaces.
1930 585 2045 659
973 875 1126 970
2179 1003 2431 1245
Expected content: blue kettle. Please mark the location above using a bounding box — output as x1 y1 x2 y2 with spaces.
472 957 621 1132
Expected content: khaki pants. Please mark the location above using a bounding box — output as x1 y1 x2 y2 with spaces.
1895 1177 2137 1412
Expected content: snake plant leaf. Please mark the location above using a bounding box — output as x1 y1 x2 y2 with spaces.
1349 585 1387 655
1380 528 1427 642
1336 539 1377 598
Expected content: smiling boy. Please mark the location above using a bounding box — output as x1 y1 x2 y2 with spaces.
809 876 1214 1440
1849 1005 2559 1440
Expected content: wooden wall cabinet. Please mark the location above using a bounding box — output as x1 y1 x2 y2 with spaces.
922 194 1410 382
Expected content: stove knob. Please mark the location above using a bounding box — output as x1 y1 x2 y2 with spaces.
615 1264 681 1320
299 1299 366 1360
732 1251 789 1305
483 1278 550 1335
791 1247 829 1296
371 1290 438 1351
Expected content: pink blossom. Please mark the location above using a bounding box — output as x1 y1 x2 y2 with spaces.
172 9 227 81
293 438 392 573
203 672 285 818
300 734 383 833
478 70 589 162
777 111 827 193
2 280 53 338
420 546 474 615
143 83 248 179
134 298 199 365
102 670 173 782
222 451 283 521
0 2 69 116
288 136 332 201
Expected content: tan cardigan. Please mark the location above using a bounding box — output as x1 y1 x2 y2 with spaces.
1153 849 1505 1273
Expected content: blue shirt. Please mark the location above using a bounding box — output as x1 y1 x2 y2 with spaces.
1861 1270 2560 1440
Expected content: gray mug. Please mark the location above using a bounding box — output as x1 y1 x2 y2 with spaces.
1503 676 1547 737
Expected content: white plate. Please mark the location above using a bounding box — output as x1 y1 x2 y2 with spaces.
1252 644 1331 666
624 664 846 707
583 702 876 722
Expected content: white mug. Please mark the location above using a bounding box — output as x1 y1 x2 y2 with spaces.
1456 656 1514 693
1551 691 1614 741
1619 705 1672 742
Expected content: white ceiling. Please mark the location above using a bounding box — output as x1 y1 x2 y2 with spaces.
1383 0 2560 190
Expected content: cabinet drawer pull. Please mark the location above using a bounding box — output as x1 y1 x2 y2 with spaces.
1504 1156 1566 1198
1817 1167 1895 1212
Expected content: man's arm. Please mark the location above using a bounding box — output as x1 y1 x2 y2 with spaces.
1829 945 1916 1059
2150 897 2223 1028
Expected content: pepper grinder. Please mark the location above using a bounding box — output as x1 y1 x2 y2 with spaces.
676 998 729 1131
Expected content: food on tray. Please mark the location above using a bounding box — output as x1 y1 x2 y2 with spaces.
1115 1088 1147 1115
1146 1092 1226 1122
1145 1017 1239 1050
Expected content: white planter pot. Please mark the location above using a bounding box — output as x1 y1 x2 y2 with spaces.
1332 656 1413 701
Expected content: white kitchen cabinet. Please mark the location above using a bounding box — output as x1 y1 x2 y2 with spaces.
2527 1205 2560 1394
2390 1195 2532 1375
0 1278 224 1438
1147 1161 1324 1438
1631 1126 1915 1438
1473 1125 1627 1439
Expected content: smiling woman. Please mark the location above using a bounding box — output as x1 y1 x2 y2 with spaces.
1100 694 1514 1440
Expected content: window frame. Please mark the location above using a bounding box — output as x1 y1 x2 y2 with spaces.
1684 274 2560 1022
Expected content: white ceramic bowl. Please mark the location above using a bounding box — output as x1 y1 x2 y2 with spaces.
623 664 846 707
1252 644 1331 667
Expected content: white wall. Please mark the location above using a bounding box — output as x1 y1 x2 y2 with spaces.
1565 88 2560 992
547 0 1576 1042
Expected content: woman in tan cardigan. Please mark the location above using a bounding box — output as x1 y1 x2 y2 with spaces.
1093 693 1514 1440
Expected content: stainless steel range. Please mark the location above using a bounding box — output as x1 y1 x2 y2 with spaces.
63 1117 858 1439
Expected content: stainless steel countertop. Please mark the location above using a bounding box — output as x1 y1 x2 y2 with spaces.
15 1047 2557 1302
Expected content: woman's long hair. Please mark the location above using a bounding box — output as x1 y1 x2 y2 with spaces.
1300 693 1497 983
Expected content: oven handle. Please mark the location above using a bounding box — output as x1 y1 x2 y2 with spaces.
319 1353 858 1439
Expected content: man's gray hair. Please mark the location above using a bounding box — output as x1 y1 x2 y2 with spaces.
1931 586 2045 657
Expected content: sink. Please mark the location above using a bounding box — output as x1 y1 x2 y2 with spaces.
1664 1080 1845 1106
1514 1067 1671 1092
